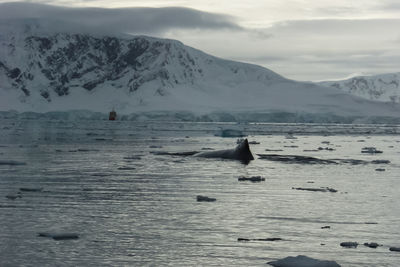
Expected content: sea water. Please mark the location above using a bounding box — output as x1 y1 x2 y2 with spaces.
0 119 399 266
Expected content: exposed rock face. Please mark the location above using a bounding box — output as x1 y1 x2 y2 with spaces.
1 33 211 101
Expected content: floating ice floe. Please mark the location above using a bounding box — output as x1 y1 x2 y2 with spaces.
268 255 340 267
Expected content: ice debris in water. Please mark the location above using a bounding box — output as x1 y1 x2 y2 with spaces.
292 187 337 193
196 195 216 202
371 160 390 164
38 232 79 240
6 193 22 200
19 187 43 192
364 242 380 248
340 242 358 248
268 255 341 267
257 154 337 164
0 160 27 165
238 176 265 182
117 167 136 170
361 147 383 154
238 237 282 242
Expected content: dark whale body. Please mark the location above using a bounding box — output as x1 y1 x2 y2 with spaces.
194 139 254 164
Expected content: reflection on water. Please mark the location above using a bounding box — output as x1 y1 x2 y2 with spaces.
0 120 399 266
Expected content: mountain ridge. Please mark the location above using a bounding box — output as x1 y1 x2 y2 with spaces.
1 18 400 122
319 73 400 104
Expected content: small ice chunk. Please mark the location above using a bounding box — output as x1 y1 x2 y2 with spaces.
268 255 340 267
361 147 382 154
340 242 358 248
6 193 21 200
371 160 390 164
238 176 265 182
52 233 79 240
364 242 379 248
238 237 282 242
196 195 216 202
0 160 27 165
19 187 43 192
292 187 337 193
38 232 79 240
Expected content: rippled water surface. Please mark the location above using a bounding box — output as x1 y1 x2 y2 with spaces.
1 120 400 266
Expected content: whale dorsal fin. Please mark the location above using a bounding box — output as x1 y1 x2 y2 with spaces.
235 139 254 162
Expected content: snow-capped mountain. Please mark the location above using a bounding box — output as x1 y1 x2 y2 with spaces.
1 18 400 122
319 73 400 104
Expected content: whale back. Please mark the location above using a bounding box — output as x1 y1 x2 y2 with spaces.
194 139 254 164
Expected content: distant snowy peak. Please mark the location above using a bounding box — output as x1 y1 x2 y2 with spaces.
319 73 400 103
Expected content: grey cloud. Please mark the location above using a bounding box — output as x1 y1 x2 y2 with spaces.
217 18 400 80
269 18 400 35
0 2 241 34
379 0 400 10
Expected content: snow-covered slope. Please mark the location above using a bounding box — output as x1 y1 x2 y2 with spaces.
319 73 400 104
1 18 400 122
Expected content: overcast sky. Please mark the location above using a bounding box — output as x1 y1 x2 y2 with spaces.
1 0 400 81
